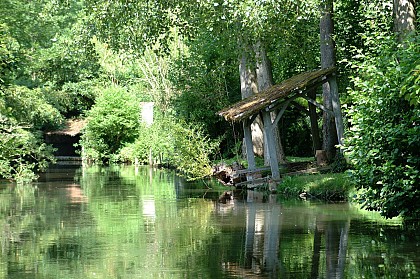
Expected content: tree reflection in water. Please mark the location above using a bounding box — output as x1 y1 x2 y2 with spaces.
221 191 351 279
1 166 418 278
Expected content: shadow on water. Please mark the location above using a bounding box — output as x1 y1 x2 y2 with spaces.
0 165 418 278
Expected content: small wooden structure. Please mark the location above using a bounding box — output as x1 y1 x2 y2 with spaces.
217 67 342 183
44 119 86 160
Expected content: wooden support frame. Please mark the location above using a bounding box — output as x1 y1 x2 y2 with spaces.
308 89 322 152
302 95 334 116
243 119 256 180
271 95 298 129
218 68 345 185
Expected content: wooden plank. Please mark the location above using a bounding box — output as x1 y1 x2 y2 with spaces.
235 177 270 187
302 95 334 116
235 166 271 175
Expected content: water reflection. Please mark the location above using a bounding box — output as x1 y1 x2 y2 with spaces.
0 165 418 279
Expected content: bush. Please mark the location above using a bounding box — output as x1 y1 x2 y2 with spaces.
2 85 64 130
344 35 419 219
0 115 55 183
0 84 60 183
120 116 219 180
80 86 140 162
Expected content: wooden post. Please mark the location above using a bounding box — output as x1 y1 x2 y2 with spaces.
308 89 322 153
329 77 345 147
262 111 280 180
243 119 256 179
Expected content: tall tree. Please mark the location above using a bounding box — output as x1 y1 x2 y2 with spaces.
319 0 344 162
393 0 416 41
239 46 264 158
254 42 286 164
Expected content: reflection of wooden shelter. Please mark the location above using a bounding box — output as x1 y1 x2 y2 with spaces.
218 67 343 182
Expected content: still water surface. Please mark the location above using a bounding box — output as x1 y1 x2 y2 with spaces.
0 165 418 278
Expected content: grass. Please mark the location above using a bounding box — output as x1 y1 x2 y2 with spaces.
214 156 353 202
277 173 355 201
285 156 314 163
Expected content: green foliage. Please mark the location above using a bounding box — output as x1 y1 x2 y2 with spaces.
278 173 354 201
334 0 394 94
2 85 64 130
120 116 220 180
81 86 140 162
0 23 20 87
344 34 420 219
47 81 97 117
137 45 180 113
0 115 55 183
169 120 220 180
170 34 239 139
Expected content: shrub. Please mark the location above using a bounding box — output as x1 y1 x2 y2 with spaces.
344 35 419 219
120 116 219 180
0 115 55 183
2 85 64 130
80 86 140 162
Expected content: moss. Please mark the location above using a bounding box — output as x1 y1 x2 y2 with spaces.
277 173 354 201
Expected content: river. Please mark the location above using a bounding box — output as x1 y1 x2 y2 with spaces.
0 165 418 278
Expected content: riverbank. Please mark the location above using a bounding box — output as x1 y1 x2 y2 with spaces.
276 173 354 201
213 157 353 202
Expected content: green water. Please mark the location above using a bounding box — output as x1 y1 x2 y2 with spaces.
0 165 418 278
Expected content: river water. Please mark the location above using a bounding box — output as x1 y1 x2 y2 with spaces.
0 165 418 278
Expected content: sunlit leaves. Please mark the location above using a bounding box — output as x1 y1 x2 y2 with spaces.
344 34 420 219
0 115 55 183
81 86 141 161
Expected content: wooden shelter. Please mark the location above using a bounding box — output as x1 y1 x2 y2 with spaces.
44 119 86 159
217 67 343 183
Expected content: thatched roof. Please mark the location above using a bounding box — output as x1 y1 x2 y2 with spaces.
218 67 336 122
46 118 86 136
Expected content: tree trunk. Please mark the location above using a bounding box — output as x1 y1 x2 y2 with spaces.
393 0 416 41
320 0 340 162
239 51 264 157
254 42 286 164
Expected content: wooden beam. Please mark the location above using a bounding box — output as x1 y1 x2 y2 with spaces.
271 98 293 129
302 95 334 116
291 101 310 116
249 113 258 125
235 166 271 175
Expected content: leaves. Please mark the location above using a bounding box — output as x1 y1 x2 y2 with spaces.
81 86 140 161
344 34 420 219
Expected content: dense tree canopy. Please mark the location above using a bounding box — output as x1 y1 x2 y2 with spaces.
0 0 418 217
